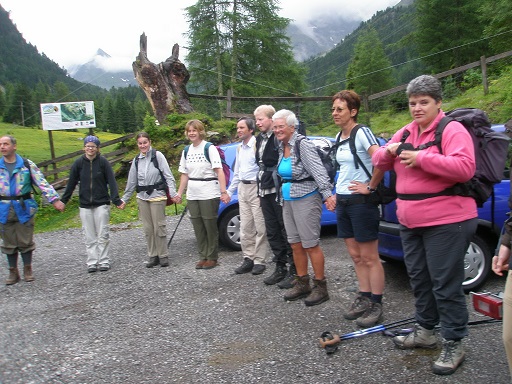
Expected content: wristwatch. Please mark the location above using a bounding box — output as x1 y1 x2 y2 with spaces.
367 185 377 193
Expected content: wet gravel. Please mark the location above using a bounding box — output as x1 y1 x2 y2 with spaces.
0 216 510 383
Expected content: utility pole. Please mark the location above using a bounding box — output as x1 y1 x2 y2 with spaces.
20 102 25 126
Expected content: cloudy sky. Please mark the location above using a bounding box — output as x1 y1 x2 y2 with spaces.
1 0 400 71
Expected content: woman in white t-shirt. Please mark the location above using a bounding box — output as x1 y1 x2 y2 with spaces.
177 120 227 270
332 90 385 328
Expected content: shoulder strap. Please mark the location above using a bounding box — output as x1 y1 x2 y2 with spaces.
204 142 212 163
432 116 452 155
184 145 191 160
23 158 38 194
338 124 363 169
151 151 160 171
294 136 305 164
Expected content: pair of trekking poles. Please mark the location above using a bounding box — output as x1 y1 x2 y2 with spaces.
319 317 502 354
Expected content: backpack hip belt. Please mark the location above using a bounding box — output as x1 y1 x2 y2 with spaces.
188 177 218 181
0 193 32 200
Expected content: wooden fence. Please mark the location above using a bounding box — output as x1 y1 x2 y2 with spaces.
38 133 135 189
189 50 512 116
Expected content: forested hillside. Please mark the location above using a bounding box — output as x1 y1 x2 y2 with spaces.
1 0 511 134
0 5 150 132
304 0 511 96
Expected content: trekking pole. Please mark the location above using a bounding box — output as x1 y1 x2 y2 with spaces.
319 317 415 350
381 318 502 337
167 205 187 248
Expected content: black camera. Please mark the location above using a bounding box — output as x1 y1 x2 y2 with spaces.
396 142 415 156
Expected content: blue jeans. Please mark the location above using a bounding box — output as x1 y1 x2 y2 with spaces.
400 218 477 340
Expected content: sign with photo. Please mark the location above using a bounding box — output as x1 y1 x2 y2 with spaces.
40 101 96 130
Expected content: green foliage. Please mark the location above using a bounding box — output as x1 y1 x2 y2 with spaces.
415 0 491 73
185 0 306 97
461 69 483 91
480 0 512 54
346 28 394 96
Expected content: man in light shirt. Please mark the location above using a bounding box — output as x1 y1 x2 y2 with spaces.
222 117 268 275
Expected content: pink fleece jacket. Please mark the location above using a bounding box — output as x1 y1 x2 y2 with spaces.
372 110 477 229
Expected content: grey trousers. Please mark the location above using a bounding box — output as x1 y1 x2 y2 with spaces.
400 218 477 340
79 205 111 267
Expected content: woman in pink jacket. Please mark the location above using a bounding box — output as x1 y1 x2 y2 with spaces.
372 75 477 376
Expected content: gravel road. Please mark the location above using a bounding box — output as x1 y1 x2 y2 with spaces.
0 215 510 383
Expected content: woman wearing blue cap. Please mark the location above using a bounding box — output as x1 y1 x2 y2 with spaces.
61 135 123 273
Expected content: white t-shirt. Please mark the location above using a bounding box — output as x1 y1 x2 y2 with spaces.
335 126 378 194
178 141 223 200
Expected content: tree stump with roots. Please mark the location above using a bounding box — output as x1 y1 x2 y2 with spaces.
132 33 193 125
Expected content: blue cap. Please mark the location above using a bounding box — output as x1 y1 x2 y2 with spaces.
84 135 100 147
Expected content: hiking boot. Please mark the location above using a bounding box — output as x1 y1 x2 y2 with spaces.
159 257 169 267
98 264 110 272
432 339 465 375
87 265 98 273
283 275 311 301
356 302 383 327
263 264 287 285
203 260 218 269
146 256 159 268
343 295 371 320
23 265 35 282
196 260 207 269
235 258 254 274
251 264 266 275
393 323 438 349
277 264 296 289
304 278 329 306
6 267 20 285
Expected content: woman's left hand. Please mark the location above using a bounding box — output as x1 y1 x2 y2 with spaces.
399 150 419 168
325 195 336 212
348 180 370 195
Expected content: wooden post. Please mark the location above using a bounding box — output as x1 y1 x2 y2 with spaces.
480 56 488 95
226 89 233 116
48 131 58 180
362 94 371 127
20 102 25 127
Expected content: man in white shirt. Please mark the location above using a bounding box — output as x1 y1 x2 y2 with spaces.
222 118 268 275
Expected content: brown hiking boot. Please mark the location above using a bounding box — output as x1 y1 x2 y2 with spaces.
283 275 311 301
6 267 20 285
203 260 218 269
343 295 371 320
23 265 34 282
304 278 329 306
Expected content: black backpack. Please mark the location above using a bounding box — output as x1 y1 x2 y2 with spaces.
397 108 510 207
295 136 337 183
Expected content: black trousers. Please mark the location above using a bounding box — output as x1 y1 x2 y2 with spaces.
260 193 292 266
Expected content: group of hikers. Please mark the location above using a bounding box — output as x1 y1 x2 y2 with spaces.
2 74 511 377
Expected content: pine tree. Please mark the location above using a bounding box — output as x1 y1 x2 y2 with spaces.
185 0 305 98
346 28 394 96
415 0 491 73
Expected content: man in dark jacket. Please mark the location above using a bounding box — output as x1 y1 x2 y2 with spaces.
254 105 295 287
61 136 122 273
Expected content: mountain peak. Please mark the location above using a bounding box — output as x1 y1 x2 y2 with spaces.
95 49 111 58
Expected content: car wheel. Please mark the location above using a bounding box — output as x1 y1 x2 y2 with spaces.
218 207 241 251
463 234 492 292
